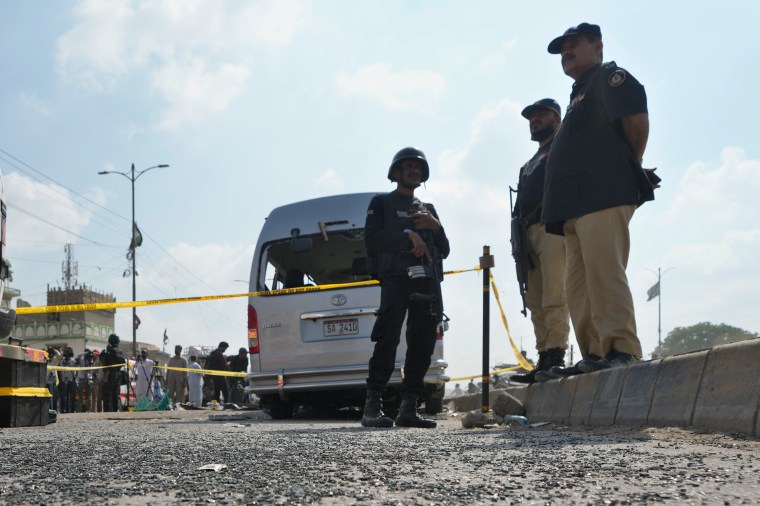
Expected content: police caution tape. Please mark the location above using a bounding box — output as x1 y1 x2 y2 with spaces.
15 267 482 316
26 265 530 383
48 363 245 378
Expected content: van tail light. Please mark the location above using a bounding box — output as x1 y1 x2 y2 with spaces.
248 304 260 354
436 318 448 340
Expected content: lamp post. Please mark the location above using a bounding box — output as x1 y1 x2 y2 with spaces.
99 163 169 359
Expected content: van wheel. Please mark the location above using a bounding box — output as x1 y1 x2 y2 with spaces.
265 396 294 420
424 384 444 415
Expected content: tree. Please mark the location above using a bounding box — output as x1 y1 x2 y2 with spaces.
653 322 759 357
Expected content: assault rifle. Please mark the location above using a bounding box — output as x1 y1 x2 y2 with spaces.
509 187 531 317
408 202 446 324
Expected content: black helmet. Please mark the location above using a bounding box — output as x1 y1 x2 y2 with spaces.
388 147 429 183
108 333 120 346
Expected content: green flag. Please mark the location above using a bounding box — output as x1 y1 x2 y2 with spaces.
647 281 660 301
129 223 143 250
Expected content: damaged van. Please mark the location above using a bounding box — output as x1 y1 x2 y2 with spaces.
244 193 448 419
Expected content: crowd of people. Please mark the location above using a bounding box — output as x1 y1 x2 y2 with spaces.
45 336 251 413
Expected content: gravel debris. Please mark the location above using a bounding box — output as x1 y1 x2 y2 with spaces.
0 410 758 504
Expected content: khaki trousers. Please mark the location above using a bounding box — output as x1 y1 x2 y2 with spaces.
525 223 570 351
563 205 642 358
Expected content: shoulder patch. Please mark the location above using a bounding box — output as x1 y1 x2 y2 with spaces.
608 69 626 87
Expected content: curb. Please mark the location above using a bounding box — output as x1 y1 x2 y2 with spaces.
447 339 760 437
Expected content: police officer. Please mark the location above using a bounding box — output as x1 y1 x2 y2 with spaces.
58 347 77 413
542 23 655 375
100 333 126 412
75 348 95 412
361 147 450 429
510 99 570 384
226 347 249 404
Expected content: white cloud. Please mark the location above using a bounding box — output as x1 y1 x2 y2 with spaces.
3 172 96 254
55 0 309 127
314 168 345 193
479 37 518 70
19 93 51 115
438 98 523 178
666 147 760 225
150 58 251 130
132 241 255 352
336 64 446 112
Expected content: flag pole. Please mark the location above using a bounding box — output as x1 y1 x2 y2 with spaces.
657 267 662 349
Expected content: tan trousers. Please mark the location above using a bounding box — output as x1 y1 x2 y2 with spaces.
563 205 642 358
525 223 570 351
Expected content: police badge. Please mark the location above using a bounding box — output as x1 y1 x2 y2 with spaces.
609 69 626 87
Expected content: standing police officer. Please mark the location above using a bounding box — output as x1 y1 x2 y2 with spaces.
542 23 655 374
361 147 450 429
101 333 126 412
510 99 570 384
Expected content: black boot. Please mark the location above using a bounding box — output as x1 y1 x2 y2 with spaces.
534 348 566 382
395 396 436 428
511 351 547 384
361 389 394 428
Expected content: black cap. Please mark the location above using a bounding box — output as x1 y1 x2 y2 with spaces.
521 98 561 119
239 347 248 355
547 23 602 54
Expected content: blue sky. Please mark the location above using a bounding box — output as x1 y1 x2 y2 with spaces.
1 1 758 379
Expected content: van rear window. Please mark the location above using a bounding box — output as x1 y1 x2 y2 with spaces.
259 231 371 291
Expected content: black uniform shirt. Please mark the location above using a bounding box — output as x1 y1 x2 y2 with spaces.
516 142 552 226
542 61 651 232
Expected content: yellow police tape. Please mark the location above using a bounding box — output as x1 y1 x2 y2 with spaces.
48 363 245 378
25 265 532 383
490 272 533 372
14 267 483 316
0 387 52 398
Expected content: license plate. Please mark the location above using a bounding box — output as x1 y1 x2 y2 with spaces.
323 318 359 337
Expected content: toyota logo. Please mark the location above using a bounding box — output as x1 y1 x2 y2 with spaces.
330 294 347 306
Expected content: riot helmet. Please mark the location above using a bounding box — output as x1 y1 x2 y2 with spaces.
108 333 120 346
388 147 429 183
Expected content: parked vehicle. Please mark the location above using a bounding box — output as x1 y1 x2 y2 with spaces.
244 193 448 418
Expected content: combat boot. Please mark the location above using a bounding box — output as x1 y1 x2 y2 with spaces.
395 396 437 428
534 348 566 382
360 389 394 428
511 351 547 384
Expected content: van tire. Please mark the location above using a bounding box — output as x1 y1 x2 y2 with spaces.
265 396 294 420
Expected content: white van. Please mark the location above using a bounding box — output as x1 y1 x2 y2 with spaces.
244 193 448 418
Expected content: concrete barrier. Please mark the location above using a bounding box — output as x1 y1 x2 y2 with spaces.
529 380 562 420
692 340 760 435
648 350 708 427
448 340 760 436
615 359 661 426
568 373 598 426
589 367 627 426
550 376 578 424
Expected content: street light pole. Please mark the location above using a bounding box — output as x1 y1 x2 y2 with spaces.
99 163 169 359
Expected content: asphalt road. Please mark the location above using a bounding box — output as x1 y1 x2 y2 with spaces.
1 409 759 505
